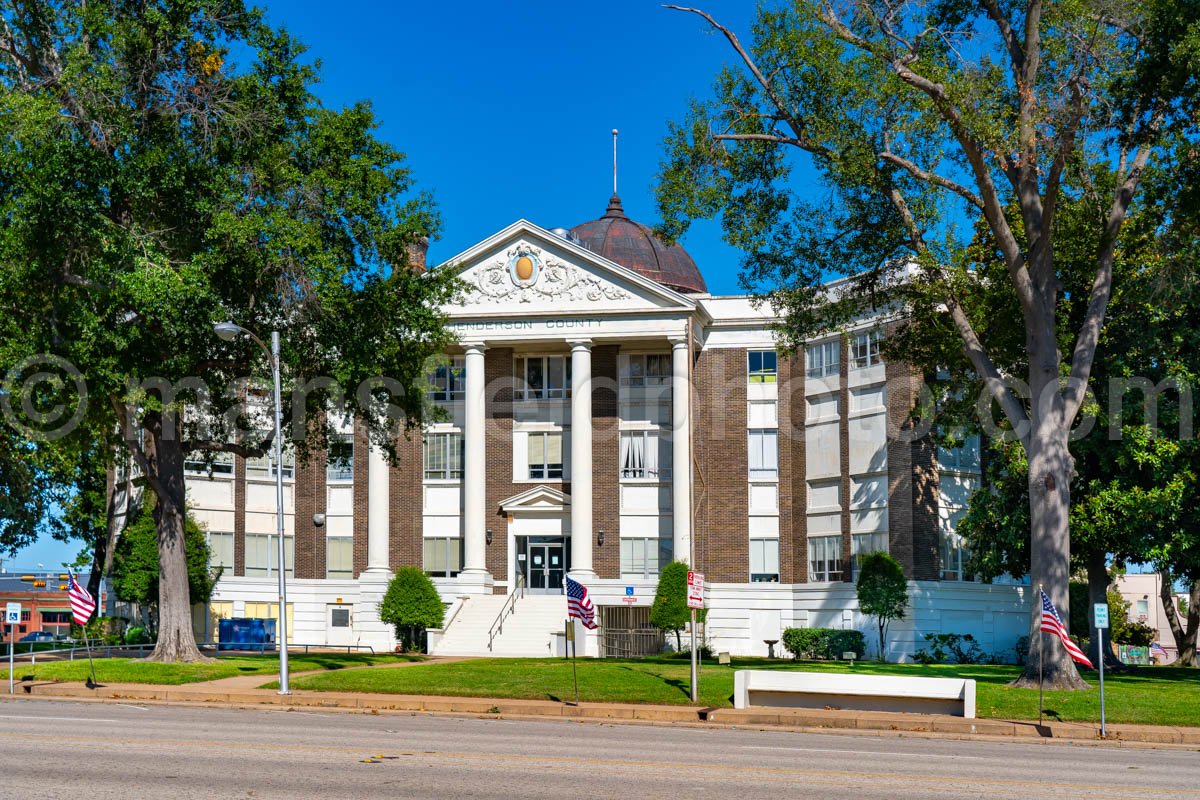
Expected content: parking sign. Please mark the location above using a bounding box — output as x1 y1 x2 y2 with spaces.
5 603 19 625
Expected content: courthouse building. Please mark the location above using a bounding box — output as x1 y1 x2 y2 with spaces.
191 195 1031 660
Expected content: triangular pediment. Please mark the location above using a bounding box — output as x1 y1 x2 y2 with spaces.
437 220 697 316
499 485 571 513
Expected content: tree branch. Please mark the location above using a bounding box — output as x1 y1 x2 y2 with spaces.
879 151 984 209
946 297 1030 437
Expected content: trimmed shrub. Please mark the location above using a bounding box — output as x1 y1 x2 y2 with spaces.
913 633 984 665
856 551 908 662
379 567 445 653
650 561 706 651
781 627 865 660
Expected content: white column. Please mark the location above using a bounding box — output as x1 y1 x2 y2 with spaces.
568 339 595 578
460 342 491 587
366 438 390 572
671 336 692 565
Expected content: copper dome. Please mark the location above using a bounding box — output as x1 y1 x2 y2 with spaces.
570 195 708 295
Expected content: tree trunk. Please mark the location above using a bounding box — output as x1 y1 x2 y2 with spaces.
1015 398 1089 689
1085 550 1125 669
1162 574 1199 667
142 412 211 663
878 620 886 663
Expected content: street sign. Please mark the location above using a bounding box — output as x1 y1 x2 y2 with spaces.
4 603 19 625
1094 603 1109 629
687 571 705 609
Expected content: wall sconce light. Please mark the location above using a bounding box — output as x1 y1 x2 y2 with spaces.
597 529 605 547
486 528 493 546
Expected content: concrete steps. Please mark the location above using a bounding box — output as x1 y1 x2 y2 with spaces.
432 594 566 657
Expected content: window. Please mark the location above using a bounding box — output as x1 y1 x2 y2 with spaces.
244 533 294 578
1136 599 1150 619
750 539 780 582
424 537 462 578
852 330 884 368
748 350 778 383
243 602 294 644
428 357 465 402
748 430 779 478
938 435 981 472
851 531 889 575
41 611 71 624
619 430 671 479
622 353 670 387
424 433 464 480
747 400 778 427
21 610 31 621
246 443 294 480
327 434 354 482
940 530 971 581
515 356 571 400
326 537 353 579
185 452 233 477
808 480 841 510
207 531 235 570
620 537 672 580
527 432 563 479
809 535 843 582
806 340 840 378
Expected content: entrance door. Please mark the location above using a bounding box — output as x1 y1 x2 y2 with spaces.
526 542 565 593
325 604 353 647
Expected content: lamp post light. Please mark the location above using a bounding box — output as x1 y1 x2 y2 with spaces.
214 322 290 695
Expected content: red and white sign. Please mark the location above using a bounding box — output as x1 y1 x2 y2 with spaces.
687 571 705 609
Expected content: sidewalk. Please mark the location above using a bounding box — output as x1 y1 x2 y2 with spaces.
4 676 1198 747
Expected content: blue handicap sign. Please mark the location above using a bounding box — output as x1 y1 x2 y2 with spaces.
625 586 634 596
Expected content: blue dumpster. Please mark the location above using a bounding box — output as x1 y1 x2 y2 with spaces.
218 617 277 651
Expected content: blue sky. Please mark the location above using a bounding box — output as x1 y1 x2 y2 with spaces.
9 0 785 571
261 0 763 290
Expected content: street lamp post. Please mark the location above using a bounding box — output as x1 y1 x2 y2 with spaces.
214 322 290 695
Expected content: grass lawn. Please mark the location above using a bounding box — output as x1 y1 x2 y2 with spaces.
11 652 420 685
286 656 1200 727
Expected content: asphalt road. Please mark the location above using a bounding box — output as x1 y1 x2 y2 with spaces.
1 701 1197 799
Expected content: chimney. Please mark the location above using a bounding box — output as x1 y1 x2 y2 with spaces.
406 236 430 273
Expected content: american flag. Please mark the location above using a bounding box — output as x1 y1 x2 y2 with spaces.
1039 589 1093 669
1151 642 1169 661
67 570 96 627
565 577 597 630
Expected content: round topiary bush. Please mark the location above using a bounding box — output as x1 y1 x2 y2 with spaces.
379 567 445 653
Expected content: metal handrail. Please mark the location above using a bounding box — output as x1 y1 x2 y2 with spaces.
8 641 377 664
487 573 526 651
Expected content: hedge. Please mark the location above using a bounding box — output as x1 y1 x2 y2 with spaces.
781 627 866 660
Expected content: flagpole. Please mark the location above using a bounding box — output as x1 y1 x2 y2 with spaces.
1038 584 1044 726
82 624 97 688
572 621 579 706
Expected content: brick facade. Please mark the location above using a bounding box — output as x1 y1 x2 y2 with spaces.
483 347 517 586
294 430 327 580
233 455 246 577
779 352 807 583
389 429 424 572
693 347 749 582
352 418 370 578
591 344 621 579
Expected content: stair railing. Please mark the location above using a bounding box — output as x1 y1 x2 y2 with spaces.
487 572 526 651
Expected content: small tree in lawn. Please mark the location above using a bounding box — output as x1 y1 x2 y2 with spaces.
856 553 907 662
650 561 705 652
379 567 444 653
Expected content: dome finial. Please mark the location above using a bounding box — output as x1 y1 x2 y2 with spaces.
612 128 619 196
605 192 627 219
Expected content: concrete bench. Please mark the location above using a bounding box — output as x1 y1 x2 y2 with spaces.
732 670 976 718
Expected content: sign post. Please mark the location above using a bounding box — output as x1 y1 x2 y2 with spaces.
1094 603 1109 737
687 571 705 703
6 602 20 695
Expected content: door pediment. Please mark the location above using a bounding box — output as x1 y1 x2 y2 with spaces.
499 485 570 514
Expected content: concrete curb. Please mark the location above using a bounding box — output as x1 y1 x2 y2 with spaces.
6 681 1199 747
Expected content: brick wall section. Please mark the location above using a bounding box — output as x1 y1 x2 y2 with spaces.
779 352 807 583
294 429 327 579
912 434 940 580
839 336 854 582
694 347 749 582
352 417 370 578
885 355 918 578
233 456 246 577
591 345 621 578
484 348 516 584
389 428 424 571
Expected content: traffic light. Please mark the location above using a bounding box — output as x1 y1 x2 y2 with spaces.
31 580 45 588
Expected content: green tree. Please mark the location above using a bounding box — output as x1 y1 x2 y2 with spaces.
0 2 459 662
111 499 217 634
856 552 908 662
650 560 705 652
379 567 444 653
657 1 1199 688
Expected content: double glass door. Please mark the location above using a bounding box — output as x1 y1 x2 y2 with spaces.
525 540 565 593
